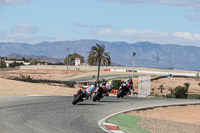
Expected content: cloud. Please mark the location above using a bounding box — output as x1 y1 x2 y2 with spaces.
72 23 90 28
72 22 112 29
100 0 200 7
3 23 38 39
0 23 70 44
90 27 200 46
0 0 31 5
185 14 200 21
194 8 200 12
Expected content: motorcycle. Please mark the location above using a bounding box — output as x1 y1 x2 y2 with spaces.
117 82 131 98
72 88 86 105
93 85 109 102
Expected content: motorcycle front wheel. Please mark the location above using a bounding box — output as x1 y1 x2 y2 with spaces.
72 93 84 105
93 91 101 102
117 89 124 98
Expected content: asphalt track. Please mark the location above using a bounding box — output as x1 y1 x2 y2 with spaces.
0 96 199 133
69 74 133 82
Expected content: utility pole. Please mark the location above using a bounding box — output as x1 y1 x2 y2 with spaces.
67 48 70 70
156 55 160 69
165 73 173 98
132 52 136 96
132 52 136 80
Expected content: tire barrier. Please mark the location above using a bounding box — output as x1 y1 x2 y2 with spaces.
110 90 118 94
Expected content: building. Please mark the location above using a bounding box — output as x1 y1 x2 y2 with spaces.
75 58 80 66
5 60 30 67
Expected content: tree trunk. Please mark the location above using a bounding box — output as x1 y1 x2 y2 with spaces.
97 61 101 85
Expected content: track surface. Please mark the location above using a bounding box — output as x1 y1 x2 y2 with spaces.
69 74 132 82
0 96 199 133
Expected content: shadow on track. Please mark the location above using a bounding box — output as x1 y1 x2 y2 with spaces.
97 100 123 103
76 103 103 106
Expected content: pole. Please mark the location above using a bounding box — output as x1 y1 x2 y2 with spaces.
132 52 136 97
67 48 69 70
165 74 173 98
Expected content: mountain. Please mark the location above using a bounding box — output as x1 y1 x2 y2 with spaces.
0 40 200 70
5 53 64 63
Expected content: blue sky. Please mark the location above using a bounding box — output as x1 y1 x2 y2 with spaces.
0 0 200 46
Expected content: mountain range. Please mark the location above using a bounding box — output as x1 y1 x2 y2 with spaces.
0 39 200 70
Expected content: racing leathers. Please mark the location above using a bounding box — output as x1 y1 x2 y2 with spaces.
81 85 96 100
123 78 133 94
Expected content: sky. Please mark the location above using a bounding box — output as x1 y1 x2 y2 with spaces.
0 0 200 46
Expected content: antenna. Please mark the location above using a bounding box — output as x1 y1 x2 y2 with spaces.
156 55 160 69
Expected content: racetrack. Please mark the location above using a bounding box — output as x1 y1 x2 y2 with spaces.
0 96 199 133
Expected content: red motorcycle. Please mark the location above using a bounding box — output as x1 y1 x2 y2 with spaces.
72 88 86 105
117 82 131 98
93 84 109 102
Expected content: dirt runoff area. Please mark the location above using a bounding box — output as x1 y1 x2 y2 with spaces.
128 105 200 133
0 78 77 96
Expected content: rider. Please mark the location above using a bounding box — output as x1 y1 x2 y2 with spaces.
123 77 133 94
99 80 113 96
85 84 96 100
105 80 113 95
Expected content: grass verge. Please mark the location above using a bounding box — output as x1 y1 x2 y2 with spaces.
107 113 150 133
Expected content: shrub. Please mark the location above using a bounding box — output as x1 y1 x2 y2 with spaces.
187 94 200 99
112 80 122 90
174 86 188 99
151 88 155 94
166 93 175 98
158 85 165 93
169 88 174 94
99 78 107 83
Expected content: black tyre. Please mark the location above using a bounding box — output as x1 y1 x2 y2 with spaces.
72 93 83 105
97 97 101 101
117 90 123 98
93 91 101 102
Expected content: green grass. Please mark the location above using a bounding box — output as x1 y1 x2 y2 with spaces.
107 113 150 133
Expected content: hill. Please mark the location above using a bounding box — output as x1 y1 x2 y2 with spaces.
0 40 200 70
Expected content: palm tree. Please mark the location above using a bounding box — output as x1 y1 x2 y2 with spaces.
88 43 111 84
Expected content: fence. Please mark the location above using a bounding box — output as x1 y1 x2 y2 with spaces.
138 75 151 97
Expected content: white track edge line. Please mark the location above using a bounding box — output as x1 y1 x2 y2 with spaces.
98 102 200 133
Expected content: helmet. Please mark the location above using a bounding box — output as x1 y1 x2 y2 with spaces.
108 80 113 85
129 78 132 83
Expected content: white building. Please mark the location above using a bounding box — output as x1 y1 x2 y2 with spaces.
5 60 30 67
75 58 80 66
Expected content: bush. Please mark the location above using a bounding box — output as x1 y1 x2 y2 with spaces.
99 78 107 83
151 88 155 94
158 85 165 93
112 80 122 90
174 86 188 99
187 94 200 99
166 93 175 98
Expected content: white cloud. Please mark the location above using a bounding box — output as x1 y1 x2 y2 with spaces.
72 22 112 29
90 27 200 46
0 23 70 44
72 23 90 28
100 0 200 7
0 0 31 5
185 14 200 21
